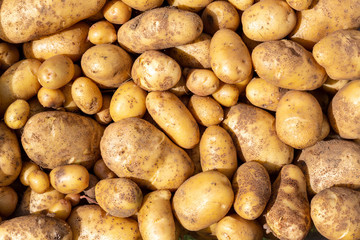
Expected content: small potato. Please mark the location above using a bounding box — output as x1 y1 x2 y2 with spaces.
242 0 296 41
81 44 133 88
88 21 117 45
103 0 132 25
173 171 234 231
50 165 90 194
212 82 240 107
168 0 213 12
202 1 240 35
199 126 237 178
169 76 189 97
0 187 18 217
232 162 271 220
47 199 72 220
94 94 112 125
276 91 323 149
234 70 252 93
65 194 81 207
37 87 65 109
122 0 163 11
4 99 30 129
0 43 19 70
322 77 349 95
28 170 50 194
109 81 147 122
319 114 330 141
228 0 254 11
61 82 79 112
132 50 181 91
188 95 224 127
186 69 220 96
93 159 116 179
20 161 40 186
71 77 103 115
286 0 312 11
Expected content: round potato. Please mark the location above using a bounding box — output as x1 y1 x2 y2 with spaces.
286 0 312 11
186 69 220 96
122 0 163 11
4 99 30 129
168 0 213 11
50 164 89 194
103 0 132 25
0 186 17 217
0 43 19 70
212 82 241 107
37 87 66 109
28 170 50 194
322 77 349 95
88 21 117 45
188 95 223 127
48 199 72 220
20 161 40 186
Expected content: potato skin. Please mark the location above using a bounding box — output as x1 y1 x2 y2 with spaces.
0 214 72 240
4 99 30 129
50 165 90 194
212 82 241 107
122 0 164 11
168 0 213 12
286 0 312 10
21 111 104 169
117 7 203 53
188 95 223 127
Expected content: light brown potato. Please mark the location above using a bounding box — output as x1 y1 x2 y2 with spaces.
20 161 40 186
37 87 66 109
216 214 263 240
47 199 72 220
201 1 240 35
210 29 252 84
311 187 360 240
71 77 103 115
109 81 147 122
188 95 224 127
118 7 203 53
138 190 176 240
61 82 80 112
68 205 141 240
252 40 327 90
88 21 117 45
93 159 116 180
0 43 19 70
100 118 194 191
0 122 22 186
212 82 240 107
81 44 132 88
322 77 349 95
4 99 30 129
265 165 311 240
103 0 132 25
296 139 360 194
276 91 323 149
222 103 294 173
186 69 220 96
199 126 237 178
319 114 330 141
146 91 200 149
21 111 104 169
286 0 312 11
169 75 189 97
65 193 81 207
94 94 112 125
0 187 17 217
328 80 360 139
132 50 181 91
173 171 234 231
23 22 92 62
50 165 89 194
122 0 163 11
232 162 271 220
28 170 50 194
228 0 254 10
168 0 213 11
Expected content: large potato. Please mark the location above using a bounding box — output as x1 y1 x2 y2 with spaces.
0 0 106 43
117 7 203 53
100 118 194 191
21 111 104 169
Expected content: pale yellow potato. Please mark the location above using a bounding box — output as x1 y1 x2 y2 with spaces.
23 22 92 62
276 91 323 149
252 40 327 90
132 50 181 91
50 164 89 194
286 0 312 11
188 95 223 127
118 7 203 53
228 0 254 10
100 118 194 190
71 77 103 115
265 165 311 240
103 0 132 25
61 82 80 112
68 205 141 240
94 94 112 125
109 81 147 122
311 187 360 240
28 170 50 194
319 114 330 141
93 159 116 180
146 91 200 149
210 29 252 84
0 0 106 43
173 171 234 231
216 214 263 240
212 82 240 107
19 161 39 186
37 87 65 109
122 0 164 11
322 77 349 95
4 99 30 129
232 161 271 220
0 186 17 217
234 70 252 93
222 103 294 173
138 190 176 240
186 69 220 96
88 21 117 45
168 0 213 11
202 1 240 35
48 199 72 220
199 126 237 178
0 43 19 70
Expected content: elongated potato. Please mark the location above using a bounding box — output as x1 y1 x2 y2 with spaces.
188 95 223 127
4 99 30 129
0 186 17 217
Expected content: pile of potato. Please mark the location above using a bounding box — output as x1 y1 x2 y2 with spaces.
0 0 359 239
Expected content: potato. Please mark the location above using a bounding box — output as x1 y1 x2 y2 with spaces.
265 164 311 240
319 114 330 141
146 91 200 149
0 186 17 217
88 21 117 45
0 0 106 43
83 174 99 200
188 95 223 127
228 0 254 11
50 164 89 194
138 190 176 240
0 122 22 186
122 0 163 11
94 94 112 125
27 187 64 215
81 44 132 89
286 0 312 11
48 199 72 220
232 161 271 220
202 1 240 35
311 187 360 240
103 0 132 25
0 43 19 70
210 29 252 84
28 169 50 194
242 0 296 41
117 7 203 53
68 205 141 240
296 139 360 194
4 99 30 129
65 194 81 207
23 22 92 62
222 103 293 173
20 161 40 186
252 40 326 90
0 59 41 116
132 50 181 91
62 82 80 112
186 69 220 96
93 159 116 180
21 111 104 169
173 171 234 231
212 82 241 107
322 77 349 95
168 0 213 11
276 91 323 149
215 214 263 240
37 87 66 109
95 178 143 218
0 215 72 240
100 118 194 190
199 126 237 178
